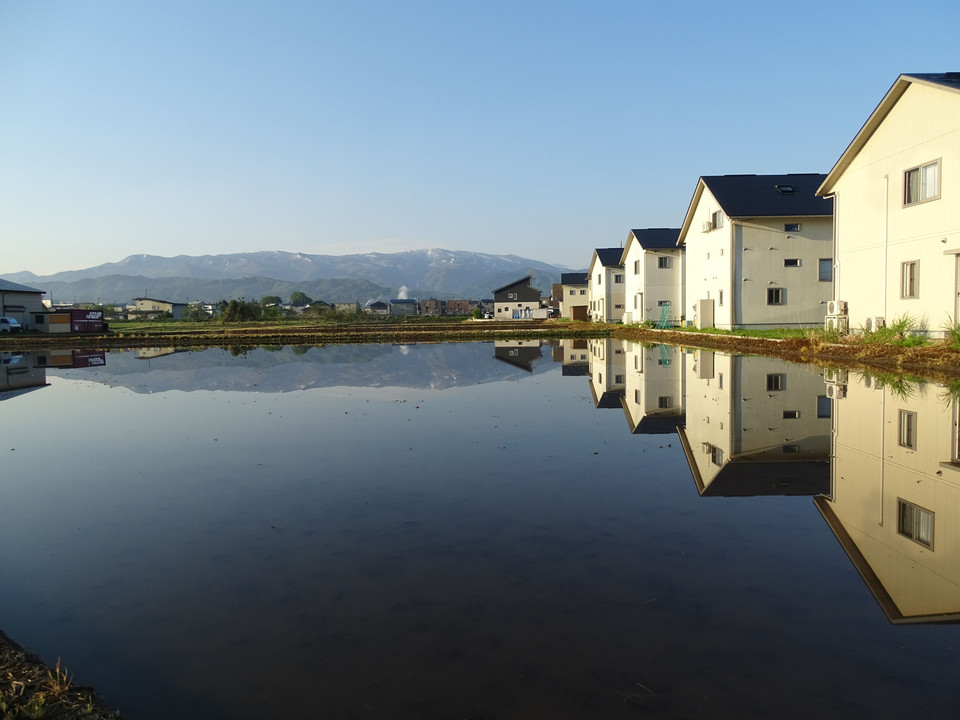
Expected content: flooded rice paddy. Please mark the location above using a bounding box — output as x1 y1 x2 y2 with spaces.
1 340 958 719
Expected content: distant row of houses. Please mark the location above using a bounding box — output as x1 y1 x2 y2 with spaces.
546 72 959 336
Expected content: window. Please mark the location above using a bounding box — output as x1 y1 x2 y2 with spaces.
901 261 918 298
899 410 917 449
597 274 601 284
784 223 801 232
766 374 785 391
615 374 625 384
783 410 800 419
710 445 724 466
718 372 723 389
635 390 641 403
782 444 799 453
634 260 640 274
711 211 723 229
614 304 623 309
508 292 517 300
904 160 940 205
819 258 833 282
614 274 623 283
569 289 576 295
719 290 724 306
898 499 934 548
658 396 673 408
784 258 800 267
579 289 587 295
657 300 670 306
658 256 672 269
817 395 832 418
775 184 795 195
767 288 785 305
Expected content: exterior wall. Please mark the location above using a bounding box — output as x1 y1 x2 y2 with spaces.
830 82 960 335
622 245 684 325
735 217 833 328
683 187 735 328
684 187 831 329
0 291 46 330
823 373 960 618
560 283 589 319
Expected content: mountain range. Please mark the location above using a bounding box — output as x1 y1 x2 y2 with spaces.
3 249 579 305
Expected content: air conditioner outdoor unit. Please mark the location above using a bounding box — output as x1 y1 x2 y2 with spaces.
826 384 847 400
874 316 886 328
827 300 848 316
824 315 849 333
702 221 713 232
824 368 849 385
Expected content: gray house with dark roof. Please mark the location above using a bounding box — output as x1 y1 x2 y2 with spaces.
677 173 834 330
0 278 46 330
493 276 544 319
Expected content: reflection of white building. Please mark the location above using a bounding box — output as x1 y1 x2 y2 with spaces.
815 373 960 623
621 344 685 434
677 352 831 495
587 338 627 408
554 338 590 377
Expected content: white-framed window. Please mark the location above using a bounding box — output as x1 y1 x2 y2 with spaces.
901 261 919 298
766 374 785 391
569 289 576 295
898 499 934 549
614 304 623 310
614 374 625 384
767 288 785 305
711 210 723 229
657 256 672 269
904 160 940 206
899 410 917 449
710 445 724 466
819 258 833 282
614 274 623 283
634 260 640 274
508 292 517 300
579 289 586 295
784 258 801 267
658 396 672 408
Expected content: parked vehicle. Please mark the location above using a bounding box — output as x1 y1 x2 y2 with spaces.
0 317 22 333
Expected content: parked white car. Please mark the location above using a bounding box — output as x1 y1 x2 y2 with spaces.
0 317 23 333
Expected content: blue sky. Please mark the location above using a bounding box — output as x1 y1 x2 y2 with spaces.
2 1 958 275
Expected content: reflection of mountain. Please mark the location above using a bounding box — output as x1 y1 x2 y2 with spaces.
47 343 554 393
816 373 960 624
677 352 831 497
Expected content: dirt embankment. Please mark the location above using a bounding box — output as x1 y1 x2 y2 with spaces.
613 327 960 384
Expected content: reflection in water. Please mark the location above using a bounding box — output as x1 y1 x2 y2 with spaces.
677 351 830 497
816 372 960 623
2 342 960 718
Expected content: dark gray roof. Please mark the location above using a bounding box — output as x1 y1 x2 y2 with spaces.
630 228 681 249
492 275 532 294
0 278 44 293
703 174 833 217
904 72 960 91
560 272 588 285
594 248 623 268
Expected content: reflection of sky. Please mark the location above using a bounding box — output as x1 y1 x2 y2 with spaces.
2 345 960 719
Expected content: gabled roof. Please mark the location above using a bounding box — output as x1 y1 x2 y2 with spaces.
492 275 533 294
592 248 623 269
560 272 588 285
818 73 960 196
0 278 44 294
628 228 681 250
678 173 832 244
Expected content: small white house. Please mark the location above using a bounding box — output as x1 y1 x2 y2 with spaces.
620 228 683 326
587 248 625 323
677 173 834 330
